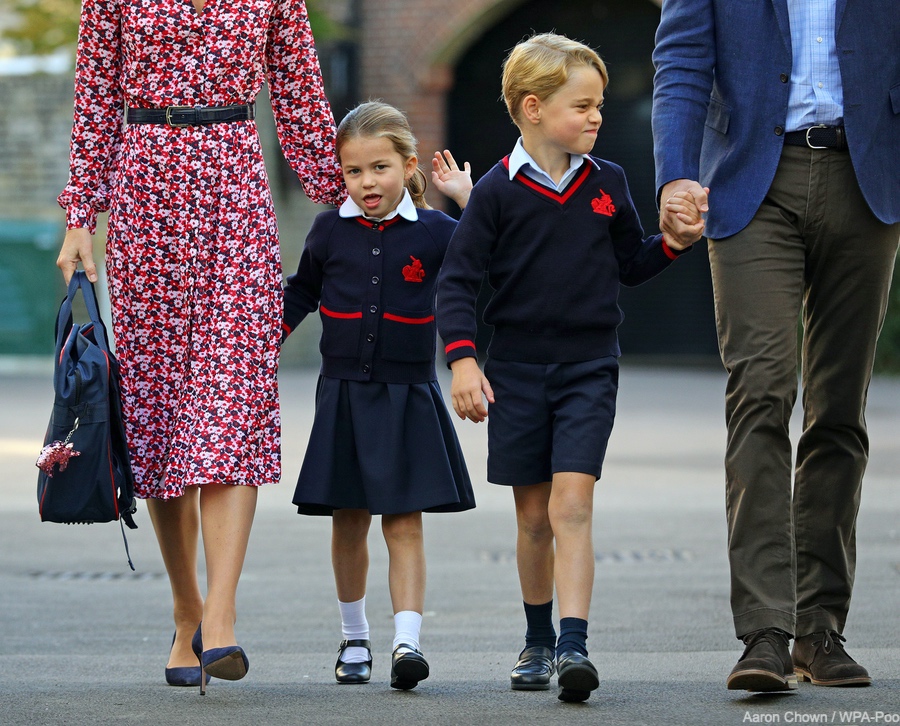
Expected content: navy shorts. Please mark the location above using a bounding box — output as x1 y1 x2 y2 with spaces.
484 356 619 485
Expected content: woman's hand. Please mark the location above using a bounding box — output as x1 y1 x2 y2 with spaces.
57 227 97 284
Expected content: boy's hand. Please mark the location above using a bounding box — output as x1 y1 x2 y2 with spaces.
432 150 472 209
449 356 494 423
660 183 709 250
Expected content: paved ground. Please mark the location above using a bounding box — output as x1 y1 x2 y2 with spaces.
1 364 898 725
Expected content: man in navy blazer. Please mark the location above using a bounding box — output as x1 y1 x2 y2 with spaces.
652 0 900 693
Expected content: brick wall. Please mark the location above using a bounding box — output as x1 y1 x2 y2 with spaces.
358 0 505 207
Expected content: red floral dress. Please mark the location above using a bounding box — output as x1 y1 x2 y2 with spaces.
58 0 344 499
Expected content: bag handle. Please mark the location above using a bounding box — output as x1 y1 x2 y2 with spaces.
55 271 113 356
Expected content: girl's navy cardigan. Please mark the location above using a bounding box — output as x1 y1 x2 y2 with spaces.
283 209 458 383
436 156 688 364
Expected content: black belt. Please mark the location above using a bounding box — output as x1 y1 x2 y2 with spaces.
783 125 846 151
126 103 256 127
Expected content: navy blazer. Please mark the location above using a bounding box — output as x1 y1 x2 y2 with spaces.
652 0 900 240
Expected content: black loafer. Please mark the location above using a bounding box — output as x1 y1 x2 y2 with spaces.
335 639 372 684
390 644 429 690
510 645 555 690
556 651 600 702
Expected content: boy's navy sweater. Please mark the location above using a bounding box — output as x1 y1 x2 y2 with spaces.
436 156 686 364
283 208 458 383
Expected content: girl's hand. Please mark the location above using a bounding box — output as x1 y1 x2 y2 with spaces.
57 227 97 284
431 150 472 209
449 356 494 423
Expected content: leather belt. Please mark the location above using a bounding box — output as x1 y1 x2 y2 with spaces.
125 103 256 127
783 125 846 151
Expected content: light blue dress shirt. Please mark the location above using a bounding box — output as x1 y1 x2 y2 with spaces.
785 0 844 131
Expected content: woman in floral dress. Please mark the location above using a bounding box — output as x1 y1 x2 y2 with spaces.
56 0 343 686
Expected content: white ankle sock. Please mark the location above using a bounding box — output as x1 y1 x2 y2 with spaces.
392 610 423 652
338 596 370 663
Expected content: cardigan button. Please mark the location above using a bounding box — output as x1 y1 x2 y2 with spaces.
366 333 375 342
369 305 378 313
774 126 784 136
371 276 380 285
372 247 381 256
362 364 371 373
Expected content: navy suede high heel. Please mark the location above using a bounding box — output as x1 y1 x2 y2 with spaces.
165 631 208 687
192 624 249 694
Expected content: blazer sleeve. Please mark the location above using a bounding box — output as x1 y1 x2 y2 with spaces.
651 0 716 201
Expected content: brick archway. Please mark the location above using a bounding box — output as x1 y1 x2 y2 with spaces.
359 0 527 203
358 0 662 206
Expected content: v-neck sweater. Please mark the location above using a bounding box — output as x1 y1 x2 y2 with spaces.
436 156 685 364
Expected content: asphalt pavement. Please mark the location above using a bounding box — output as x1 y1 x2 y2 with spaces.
1 364 898 725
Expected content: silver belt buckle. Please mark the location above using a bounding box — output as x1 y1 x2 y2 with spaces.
805 124 829 150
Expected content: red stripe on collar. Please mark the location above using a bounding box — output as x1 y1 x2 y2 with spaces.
502 156 593 204
354 215 404 230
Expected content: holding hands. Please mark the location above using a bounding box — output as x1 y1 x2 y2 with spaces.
659 179 709 250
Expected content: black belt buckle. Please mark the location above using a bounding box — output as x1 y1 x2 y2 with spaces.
165 106 197 127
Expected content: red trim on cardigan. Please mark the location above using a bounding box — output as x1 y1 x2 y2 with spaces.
661 237 679 260
353 215 404 231
445 340 476 354
383 312 434 324
320 305 363 319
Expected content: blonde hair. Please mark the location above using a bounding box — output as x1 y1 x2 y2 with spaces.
501 32 608 125
335 101 431 210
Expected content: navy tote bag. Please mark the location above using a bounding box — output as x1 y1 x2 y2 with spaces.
37 272 137 566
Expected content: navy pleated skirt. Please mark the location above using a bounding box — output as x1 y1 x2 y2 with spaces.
292 376 476 516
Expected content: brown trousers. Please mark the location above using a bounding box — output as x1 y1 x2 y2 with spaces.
708 144 900 639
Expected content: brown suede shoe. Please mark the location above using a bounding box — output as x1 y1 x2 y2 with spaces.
727 628 798 691
792 631 871 687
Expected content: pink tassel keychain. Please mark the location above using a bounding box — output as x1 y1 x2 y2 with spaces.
36 417 81 477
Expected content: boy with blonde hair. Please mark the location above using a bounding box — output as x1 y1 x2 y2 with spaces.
437 33 703 702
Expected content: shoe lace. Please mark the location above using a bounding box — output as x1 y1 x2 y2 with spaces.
741 628 790 657
817 630 847 657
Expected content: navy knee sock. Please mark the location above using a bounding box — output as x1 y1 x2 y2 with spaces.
523 600 556 653
557 617 588 656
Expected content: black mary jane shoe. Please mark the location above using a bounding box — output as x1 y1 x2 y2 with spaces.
510 645 555 690
390 644 429 690
335 639 373 684
556 651 600 702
